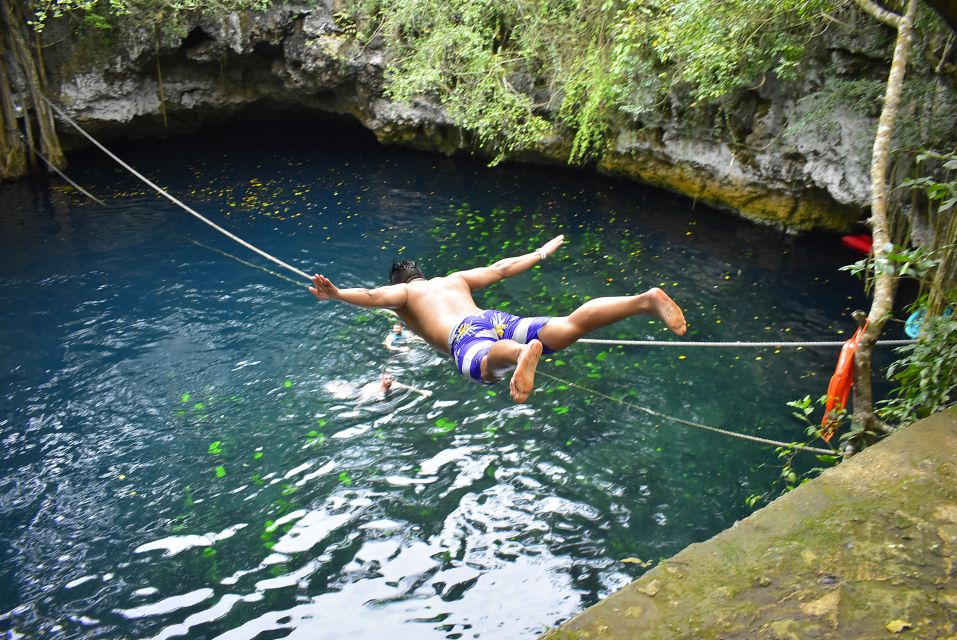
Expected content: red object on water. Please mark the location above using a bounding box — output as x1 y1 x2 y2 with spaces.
841 234 872 254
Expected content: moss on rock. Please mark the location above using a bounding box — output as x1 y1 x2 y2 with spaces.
542 409 957 640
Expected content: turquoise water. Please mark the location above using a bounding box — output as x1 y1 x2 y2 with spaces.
0 121 893 638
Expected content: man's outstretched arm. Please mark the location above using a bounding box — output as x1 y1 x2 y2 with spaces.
309 274 408 309
454 235 564 292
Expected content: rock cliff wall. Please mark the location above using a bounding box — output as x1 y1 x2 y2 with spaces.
39 2 956 231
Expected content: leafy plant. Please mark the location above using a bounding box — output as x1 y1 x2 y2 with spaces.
879 313 957 425
31 0 274 32
359 0 847 164
840 243 941 280
746 396 840 509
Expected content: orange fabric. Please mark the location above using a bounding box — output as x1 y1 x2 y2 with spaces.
821 324 866 443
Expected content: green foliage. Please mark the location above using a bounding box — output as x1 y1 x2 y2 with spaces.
369 0 550 165
745 436 839 510
746 396 841 509
650 0 838 103
31 0 274 33
840 243 941 280
879 313 957 425
358 0 845 163
903 152 957 213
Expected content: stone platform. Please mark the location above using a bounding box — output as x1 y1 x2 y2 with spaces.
542 409 957 640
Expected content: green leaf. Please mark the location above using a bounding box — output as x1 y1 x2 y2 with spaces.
215 465 226 478
207 441 223 455
435 417 457 432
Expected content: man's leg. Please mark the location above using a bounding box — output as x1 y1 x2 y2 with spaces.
539 287 686 351
481 339 544 403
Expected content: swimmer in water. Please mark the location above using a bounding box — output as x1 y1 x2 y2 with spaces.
356 372 432 405
384 323 424 352
356 372 395 404
310 234 685 403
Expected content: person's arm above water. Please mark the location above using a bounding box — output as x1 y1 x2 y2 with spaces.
309 274 408 309
453 235 565 292
392 381 433 397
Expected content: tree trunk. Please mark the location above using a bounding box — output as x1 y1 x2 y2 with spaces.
852 0 918 432
0 0 65 180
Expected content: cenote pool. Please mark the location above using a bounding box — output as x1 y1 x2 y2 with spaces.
0 120 897 639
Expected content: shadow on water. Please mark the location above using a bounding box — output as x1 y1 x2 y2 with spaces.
0 119 901 639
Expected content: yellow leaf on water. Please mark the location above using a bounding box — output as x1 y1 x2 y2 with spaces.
621 557 653 568
885 620 911 633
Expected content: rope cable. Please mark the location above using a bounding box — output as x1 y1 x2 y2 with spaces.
577 338 916 347
42 96 313 282
185 238 307 288
538 370 835 456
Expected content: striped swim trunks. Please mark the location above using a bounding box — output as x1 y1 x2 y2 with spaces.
447 310 552 383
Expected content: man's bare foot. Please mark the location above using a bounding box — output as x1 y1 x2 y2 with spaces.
510 340 543 403
648 288 687 336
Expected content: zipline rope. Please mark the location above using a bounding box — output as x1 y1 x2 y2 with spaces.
43 96 313 283
186 238 307 288
577 338 917 348
537 370 835 455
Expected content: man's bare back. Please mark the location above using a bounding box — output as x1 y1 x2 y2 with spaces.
393 277 484 355
309 234 686 402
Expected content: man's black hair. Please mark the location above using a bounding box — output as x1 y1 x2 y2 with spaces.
390 260 425 285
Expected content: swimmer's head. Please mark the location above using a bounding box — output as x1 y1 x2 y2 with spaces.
381 372 394 390
390 260 424 285
392 323 403 334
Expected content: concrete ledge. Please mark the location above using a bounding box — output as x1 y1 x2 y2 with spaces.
542 409 957 640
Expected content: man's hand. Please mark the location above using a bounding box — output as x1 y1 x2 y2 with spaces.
309 274 339 301
539 234 565 259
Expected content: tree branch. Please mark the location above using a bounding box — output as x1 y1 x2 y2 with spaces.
854 0 901 28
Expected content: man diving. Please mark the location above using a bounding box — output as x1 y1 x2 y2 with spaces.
309 234 686 403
